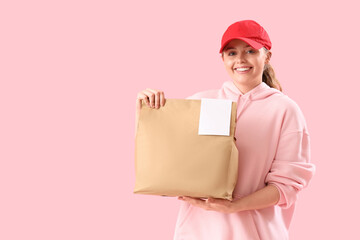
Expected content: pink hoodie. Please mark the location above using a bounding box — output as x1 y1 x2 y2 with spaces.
173 81 315 240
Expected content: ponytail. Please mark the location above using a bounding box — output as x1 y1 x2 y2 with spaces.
262 48 282 92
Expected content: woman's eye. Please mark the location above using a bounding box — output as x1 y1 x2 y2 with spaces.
246 50 255 54
228 51 236 56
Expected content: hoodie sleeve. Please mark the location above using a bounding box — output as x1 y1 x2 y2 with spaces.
265 98 316 209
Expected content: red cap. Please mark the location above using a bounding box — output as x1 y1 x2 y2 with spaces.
219 20 272 53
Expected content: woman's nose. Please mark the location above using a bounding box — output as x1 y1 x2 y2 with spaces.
235 53 245 62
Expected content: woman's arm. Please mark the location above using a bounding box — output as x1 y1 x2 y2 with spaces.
233 184 280 211
178 184 280 213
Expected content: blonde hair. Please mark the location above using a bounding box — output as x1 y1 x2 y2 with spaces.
262 47 282 92
221 47 282 92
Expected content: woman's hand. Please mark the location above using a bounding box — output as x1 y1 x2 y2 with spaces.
136 88 166 110
178 196 238 214
135 88 166 136
178 185 280 214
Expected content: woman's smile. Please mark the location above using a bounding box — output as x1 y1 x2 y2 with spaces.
234 67 253 74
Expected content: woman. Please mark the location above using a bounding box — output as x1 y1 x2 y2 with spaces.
135 20 315 240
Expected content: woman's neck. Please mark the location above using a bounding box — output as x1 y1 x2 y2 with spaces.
233 80 262 95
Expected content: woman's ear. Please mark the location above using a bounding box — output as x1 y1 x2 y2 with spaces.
265 51 272 64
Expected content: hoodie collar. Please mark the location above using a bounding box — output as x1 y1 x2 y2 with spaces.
221 80 271 102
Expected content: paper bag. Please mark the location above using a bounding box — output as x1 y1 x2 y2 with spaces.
134 99 238 200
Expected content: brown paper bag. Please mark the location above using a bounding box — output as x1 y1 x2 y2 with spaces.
134 99 238 200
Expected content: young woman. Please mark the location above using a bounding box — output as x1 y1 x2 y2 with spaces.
135 20 315 240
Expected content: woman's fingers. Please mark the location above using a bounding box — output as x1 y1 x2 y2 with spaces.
136 92 150 108
178 196 234 213
136 89 166 109
143 89 155 107
145 88 160 108
160 91 166 107
145 89 166 109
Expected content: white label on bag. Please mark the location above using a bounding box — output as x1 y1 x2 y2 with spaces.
198 98 232 136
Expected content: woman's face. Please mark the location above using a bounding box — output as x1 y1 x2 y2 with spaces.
221 39 271 92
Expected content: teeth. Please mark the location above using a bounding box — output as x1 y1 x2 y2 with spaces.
236 67 251 71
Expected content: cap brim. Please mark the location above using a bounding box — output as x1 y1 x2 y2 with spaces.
219 37 264 53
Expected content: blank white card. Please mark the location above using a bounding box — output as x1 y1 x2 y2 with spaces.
198 98 232 136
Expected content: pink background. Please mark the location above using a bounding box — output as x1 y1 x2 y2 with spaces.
1 0 359 239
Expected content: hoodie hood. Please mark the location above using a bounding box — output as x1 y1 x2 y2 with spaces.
219 80 280 101
219 80 281 121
